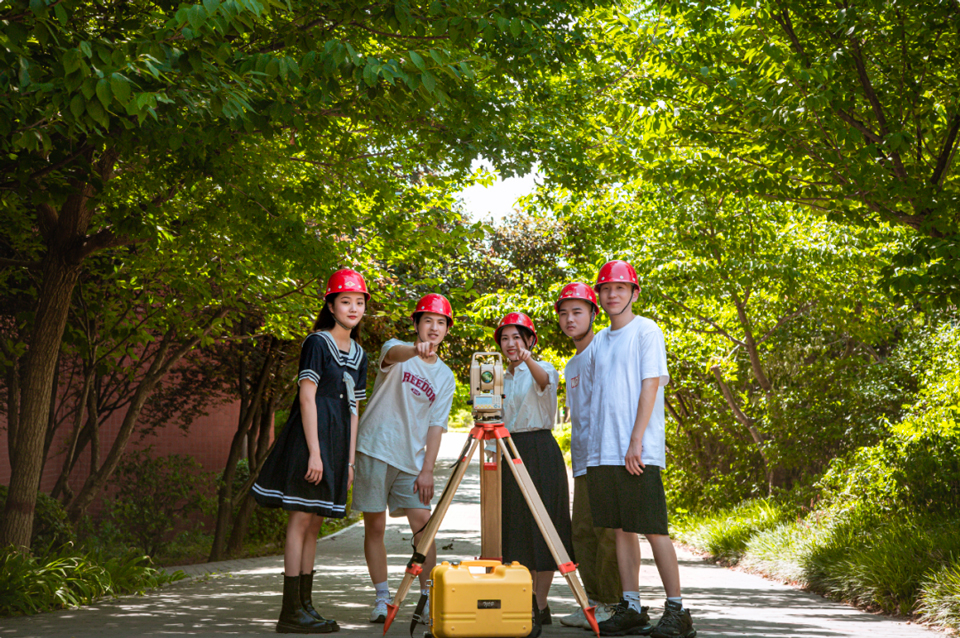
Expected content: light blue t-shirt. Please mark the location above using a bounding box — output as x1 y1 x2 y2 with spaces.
564 341 594 478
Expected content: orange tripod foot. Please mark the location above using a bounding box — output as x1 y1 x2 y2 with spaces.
383 603 399 634
584 605 599 637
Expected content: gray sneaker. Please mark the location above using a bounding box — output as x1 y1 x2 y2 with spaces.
560 607 590 629
369 598 389 623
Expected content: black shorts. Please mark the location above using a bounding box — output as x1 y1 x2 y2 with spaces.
586 465 668 535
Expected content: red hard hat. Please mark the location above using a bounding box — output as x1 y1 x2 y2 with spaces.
494 312 538 348
555 282 599 313
411 293 454 326
324 268 370 300
594 260 639 292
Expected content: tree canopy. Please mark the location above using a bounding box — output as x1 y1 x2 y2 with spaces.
0 0 606 549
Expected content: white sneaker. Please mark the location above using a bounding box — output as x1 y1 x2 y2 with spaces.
560 607 589 629
370 598 389 623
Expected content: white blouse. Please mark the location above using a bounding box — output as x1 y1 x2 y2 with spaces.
502 360 560 433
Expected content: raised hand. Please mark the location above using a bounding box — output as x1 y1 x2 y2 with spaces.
415 340 436 361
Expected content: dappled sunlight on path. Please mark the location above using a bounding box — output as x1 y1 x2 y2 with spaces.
0 433 936 637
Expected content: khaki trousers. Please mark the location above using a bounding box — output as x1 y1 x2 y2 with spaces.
572 475 622 604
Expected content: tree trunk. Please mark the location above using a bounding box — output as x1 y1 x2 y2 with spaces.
0 253 84 549
50 364 93 501
732 299 774 394
3 349 21 471
209 341 275 561
709 364 780 493
227 392 278 555
41 352 62 475
0 146 120 550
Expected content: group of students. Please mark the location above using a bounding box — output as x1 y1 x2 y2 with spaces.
251 260 697 638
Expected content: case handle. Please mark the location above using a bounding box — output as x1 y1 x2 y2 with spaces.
459 560 503 569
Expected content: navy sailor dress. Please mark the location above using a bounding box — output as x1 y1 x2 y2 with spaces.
253 331 368 518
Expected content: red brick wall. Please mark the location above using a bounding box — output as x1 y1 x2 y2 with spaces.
0 399 242 512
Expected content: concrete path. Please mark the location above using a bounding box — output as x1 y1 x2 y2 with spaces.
0 433 937 637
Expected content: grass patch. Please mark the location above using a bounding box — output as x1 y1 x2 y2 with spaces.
673 499 790 563
801 517 960 615
918 561 960 631
0 544 185 617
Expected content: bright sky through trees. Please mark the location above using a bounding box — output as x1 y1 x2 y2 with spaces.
458 160 540 222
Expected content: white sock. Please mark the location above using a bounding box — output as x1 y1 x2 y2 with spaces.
375 581 389 600
666 596 683 609
623 591 642 614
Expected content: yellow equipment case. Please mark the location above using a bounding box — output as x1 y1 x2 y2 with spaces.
429 560 533 638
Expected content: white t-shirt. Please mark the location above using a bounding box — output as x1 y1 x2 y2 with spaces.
564 341 594 478
503 360 560 434
356 339 456 475
586 317 670 468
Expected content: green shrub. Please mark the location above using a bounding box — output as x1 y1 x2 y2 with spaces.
447 408 474 431
0 544 185 617
818 425 960 519
108 448 211 556
918 560 960 631
0 486 75 552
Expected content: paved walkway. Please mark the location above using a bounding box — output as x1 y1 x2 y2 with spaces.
0 433 937 637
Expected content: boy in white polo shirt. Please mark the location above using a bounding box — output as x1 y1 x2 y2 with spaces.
588 261 696 638
353 294 457 624
554 283 622 629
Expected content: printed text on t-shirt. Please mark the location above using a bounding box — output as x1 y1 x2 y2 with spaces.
402 371 436 404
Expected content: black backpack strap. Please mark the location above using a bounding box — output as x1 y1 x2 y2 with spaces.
409 592 429 638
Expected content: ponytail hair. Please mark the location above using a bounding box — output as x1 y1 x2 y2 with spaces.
313 297 362 341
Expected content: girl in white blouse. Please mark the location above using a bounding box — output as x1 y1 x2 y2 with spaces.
494 312 574 636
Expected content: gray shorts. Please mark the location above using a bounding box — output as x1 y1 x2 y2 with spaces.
352 452 431 517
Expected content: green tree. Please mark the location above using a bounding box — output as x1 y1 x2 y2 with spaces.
538 0 960 301
543 182 914 496
0 0 604 549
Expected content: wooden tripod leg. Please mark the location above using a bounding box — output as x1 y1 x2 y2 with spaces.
480 445 501 561
497 437 600 637
383 435 482 634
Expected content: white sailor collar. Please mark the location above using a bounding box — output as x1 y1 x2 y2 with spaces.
314 331 364 370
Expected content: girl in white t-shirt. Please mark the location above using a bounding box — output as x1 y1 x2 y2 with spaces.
494 312 574 634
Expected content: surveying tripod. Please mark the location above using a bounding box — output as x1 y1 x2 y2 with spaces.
382 415 600 637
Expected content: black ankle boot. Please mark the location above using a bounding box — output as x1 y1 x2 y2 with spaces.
300 571 339 632
277 573 334 634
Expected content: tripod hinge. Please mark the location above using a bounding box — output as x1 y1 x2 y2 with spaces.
558 561 578 575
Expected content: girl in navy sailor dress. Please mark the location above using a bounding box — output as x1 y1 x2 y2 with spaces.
253 269 370 634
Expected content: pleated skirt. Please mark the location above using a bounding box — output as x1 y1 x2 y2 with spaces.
501 429 575 572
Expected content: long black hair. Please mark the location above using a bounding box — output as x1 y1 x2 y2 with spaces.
313 296 362 341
